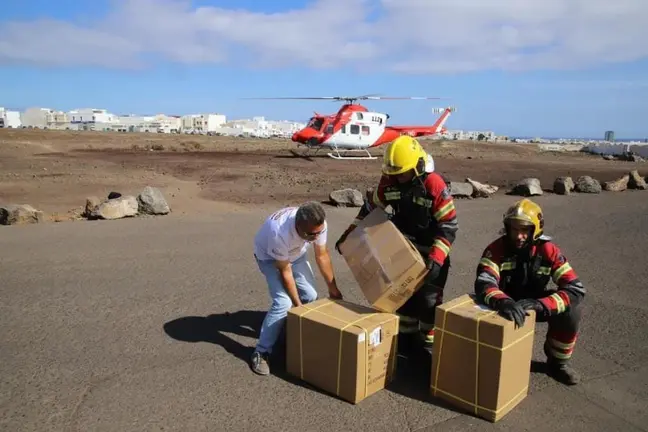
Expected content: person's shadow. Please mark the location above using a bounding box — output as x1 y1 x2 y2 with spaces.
163 310 268 365
163 310 319 391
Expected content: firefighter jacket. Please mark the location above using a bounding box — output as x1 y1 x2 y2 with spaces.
475 235 586 317
354 172 458 266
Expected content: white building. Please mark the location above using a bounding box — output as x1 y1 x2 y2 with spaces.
181 113 226 133
47 111 70 129
68 108 116 130
442 130 497 141
20 107 54 128
0 107 22 128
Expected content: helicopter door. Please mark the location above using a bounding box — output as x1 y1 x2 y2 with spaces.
349 124 361 145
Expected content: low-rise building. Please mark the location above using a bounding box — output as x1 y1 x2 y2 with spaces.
180 113 226 133
0 107 22 128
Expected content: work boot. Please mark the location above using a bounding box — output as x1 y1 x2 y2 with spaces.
250 351 270 376
547 361 580 385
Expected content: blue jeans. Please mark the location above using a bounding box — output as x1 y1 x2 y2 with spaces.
255 253 318 354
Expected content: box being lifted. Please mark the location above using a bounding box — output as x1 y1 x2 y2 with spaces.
286 298 399 404
339 208 429 313
430 294 536 422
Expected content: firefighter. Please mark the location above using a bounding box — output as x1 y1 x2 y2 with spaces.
335 135 458 352
474 198 586 385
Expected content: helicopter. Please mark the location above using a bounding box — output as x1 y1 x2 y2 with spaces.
245 94 455 160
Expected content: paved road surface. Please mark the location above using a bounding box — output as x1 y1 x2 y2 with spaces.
2 192 647 432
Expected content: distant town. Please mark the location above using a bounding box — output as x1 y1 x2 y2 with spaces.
0 105 645 146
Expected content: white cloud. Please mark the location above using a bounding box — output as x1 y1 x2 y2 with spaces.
0 0 646 73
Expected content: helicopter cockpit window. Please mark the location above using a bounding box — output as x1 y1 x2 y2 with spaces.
326 124 334 134
307 117 325 131
350 124 360 134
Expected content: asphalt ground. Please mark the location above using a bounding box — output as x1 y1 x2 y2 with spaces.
1 192 647 432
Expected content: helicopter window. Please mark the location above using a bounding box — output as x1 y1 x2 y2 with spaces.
307 117 325 131
356 113 364 120
362 125 370 135
341 125 346 133
350 124 360 134
326 124 334 134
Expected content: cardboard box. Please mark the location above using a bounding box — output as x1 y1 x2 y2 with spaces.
286 298 399 404
339 208 429 313
430 294 536 422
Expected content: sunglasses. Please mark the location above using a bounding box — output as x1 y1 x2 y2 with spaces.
299 225 325 239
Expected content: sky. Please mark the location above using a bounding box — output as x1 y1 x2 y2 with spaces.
1 0 647 139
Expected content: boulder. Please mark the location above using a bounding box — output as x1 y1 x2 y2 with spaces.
329 188 364 207
510 178 543 196
89 195 139 220
603 175 629 192
449 182 473 198
84 196 102 217
466 178 498 198
0 204 44 225
553 177 574 195
574 176 602 193
628 170 647 190
138 186 171 215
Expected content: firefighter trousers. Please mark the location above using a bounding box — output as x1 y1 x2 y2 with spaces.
536 299 583 365
396 255 450 334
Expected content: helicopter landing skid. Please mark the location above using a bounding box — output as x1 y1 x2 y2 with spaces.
327 148 377 160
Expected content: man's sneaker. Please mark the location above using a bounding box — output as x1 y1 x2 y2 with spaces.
250 351 270 376
547 362 580 385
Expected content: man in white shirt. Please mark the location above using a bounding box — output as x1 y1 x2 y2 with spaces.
250 201 343 376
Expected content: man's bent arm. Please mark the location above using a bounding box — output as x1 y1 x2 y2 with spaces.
274 260 301 307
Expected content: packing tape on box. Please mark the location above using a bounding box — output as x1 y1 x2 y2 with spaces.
298 299 398 400
431 298 534 417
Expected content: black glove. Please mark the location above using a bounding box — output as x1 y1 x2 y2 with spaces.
424 260 442 283
516 298 548 318
494 298 529 329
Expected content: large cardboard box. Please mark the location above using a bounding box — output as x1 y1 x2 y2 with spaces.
339 208 429 313
286 298 399 404
430 294 536 422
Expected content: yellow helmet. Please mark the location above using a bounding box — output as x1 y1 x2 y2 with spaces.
382 135 427 176
503 198 544 240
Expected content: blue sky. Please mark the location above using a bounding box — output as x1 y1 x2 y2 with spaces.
1 0 647 139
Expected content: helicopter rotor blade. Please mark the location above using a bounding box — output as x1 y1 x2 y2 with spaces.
240 95 448 101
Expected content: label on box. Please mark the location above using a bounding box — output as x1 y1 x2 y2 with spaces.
369 327 382 347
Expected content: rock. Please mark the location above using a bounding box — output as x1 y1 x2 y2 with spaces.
602 154 616 161
603 175 629 192
510 178 543 196
329 188 364 207
0 204 44 225
449 182 474 198
628 170 647 190
84 196 102 217
138 186 171 215
89 195 139 220
466 178 498 198
628 154 644 162
553 177 574 195
574 176 602 193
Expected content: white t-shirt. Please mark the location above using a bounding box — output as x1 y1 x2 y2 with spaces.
254 207 328 262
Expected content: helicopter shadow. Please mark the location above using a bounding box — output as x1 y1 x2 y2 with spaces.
272 149 328 162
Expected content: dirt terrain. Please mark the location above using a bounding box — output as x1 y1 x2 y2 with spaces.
1 129 645 220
